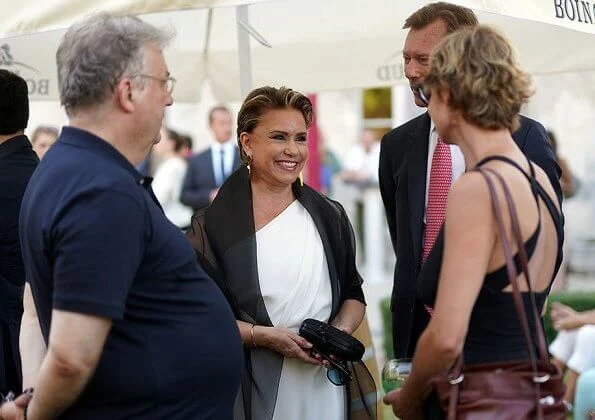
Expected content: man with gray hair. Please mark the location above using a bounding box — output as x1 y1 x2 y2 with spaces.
2 13 242 419
378 1 562 361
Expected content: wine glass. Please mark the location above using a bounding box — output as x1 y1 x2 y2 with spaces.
382 358 412 393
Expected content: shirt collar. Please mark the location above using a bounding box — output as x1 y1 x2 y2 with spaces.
211 139 234 152
59 126 145 184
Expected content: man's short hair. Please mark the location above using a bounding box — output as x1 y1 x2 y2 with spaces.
56 13 173 117
208 106 231 124
403 2 478 33
0 70 29 135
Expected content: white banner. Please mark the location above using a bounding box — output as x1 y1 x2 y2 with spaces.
458 0 595 34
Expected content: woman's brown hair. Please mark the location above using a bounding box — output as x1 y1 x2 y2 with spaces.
236 86 312 165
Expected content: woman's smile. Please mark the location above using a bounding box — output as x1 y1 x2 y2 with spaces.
275 160 300 171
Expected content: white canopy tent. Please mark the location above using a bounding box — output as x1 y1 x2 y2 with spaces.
2 0 595 102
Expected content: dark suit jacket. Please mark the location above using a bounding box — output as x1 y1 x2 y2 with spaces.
378 113 562 358
0 134 38 393
181 146 241 211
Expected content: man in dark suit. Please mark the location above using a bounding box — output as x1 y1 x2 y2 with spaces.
0 70 39 395
378 2 563 358
181 106 241 211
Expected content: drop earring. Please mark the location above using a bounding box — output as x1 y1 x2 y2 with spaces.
246 154 253 175
299 172 304 186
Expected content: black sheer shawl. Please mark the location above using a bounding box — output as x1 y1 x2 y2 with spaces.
187 166 375 420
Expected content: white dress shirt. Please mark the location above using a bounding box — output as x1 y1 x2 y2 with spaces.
424 122 466 223
210 139 237 185
343 141 381 183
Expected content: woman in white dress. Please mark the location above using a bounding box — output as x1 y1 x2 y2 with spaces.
187 86 372 420
152 129 193 228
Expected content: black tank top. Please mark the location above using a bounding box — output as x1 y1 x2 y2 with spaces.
417 155 564 364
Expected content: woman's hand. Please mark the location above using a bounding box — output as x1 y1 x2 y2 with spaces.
256 327 321 365
0 393 32 420
383 389 423 420
551 302 585 331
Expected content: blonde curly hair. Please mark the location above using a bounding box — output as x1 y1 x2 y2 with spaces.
424 25 533 132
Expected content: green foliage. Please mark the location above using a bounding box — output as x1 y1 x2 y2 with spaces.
379 292 595 358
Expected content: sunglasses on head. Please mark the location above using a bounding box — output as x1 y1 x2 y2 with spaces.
315 350 354 386
415 85 431 106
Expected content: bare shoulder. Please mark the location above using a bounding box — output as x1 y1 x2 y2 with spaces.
443 172 496 254
447 171 492 212
531 162 561 210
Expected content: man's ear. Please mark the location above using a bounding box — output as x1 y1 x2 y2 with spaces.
115 78 135 113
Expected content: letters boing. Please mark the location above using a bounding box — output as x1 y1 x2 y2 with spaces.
554 0 595 24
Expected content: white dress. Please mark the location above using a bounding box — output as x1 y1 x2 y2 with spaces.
256 200 346 420
152 156 193 228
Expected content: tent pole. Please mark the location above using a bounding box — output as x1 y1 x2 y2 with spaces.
236 5 252 99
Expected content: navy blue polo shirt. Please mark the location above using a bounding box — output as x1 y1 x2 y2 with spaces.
19 127 242 419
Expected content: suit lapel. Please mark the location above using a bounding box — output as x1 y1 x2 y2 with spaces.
407 113 431 270
203 149 217 188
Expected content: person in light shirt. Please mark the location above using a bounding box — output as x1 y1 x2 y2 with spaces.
152 128 194 229
340 129 381 186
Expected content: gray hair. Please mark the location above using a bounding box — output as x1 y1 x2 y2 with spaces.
57 13 173 117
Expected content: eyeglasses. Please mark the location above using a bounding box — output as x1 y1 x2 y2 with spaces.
315 350 354 386
132 73 176 94
415 84 431 106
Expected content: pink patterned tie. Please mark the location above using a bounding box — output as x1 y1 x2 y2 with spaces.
423 137 452 315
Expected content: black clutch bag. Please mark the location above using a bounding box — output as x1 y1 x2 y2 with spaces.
298 318 365 362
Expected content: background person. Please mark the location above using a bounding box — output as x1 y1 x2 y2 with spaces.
152 127 194 228
340 128 381 186
0 69 39 398
383 25 563 419
30 126 59 160
187 86 369 420
547 130 577 199
378 1 562 360
547 129 576 291
181 105 241 211
9 13 242 420
178 133 193 158
549 302 595 409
